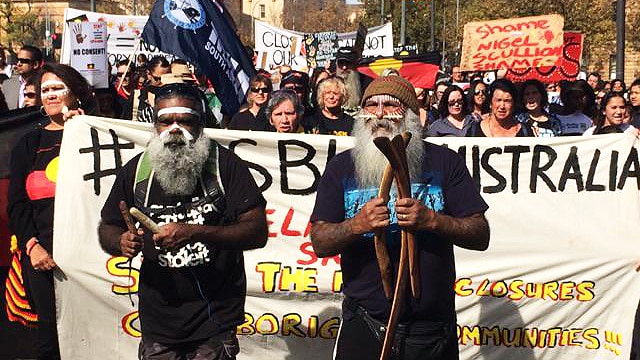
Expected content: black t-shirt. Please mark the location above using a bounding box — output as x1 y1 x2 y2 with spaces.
303 110 354 136
310 144 488 323
101 143 266 344
228 107 272 131
8 128 62 253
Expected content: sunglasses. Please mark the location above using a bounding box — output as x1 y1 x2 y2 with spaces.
24 92 37 99
448 100 464 106
17 58 32 64
474 90 488 96
250 87 270 94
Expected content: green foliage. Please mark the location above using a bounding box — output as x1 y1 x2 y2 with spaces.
0 0 47 51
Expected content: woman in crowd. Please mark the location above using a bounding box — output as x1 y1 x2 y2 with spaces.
583 92 637 135
516 79 562 137
466 79 489 122
228 73 272 131
302 76 353 135
8 63 95 360
555 80 595 135
266 89 305 133
466 79 533 137
426 85 473 137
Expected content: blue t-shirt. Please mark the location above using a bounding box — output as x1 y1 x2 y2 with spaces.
311 143 488 322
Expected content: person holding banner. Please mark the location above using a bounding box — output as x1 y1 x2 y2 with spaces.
466 79 533 137
228 74 272 131
583 92 638 135
310 75 490 360
98 83 268 360
266 89 305 133
8 63 95 360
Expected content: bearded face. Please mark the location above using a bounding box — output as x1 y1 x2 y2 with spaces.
147 98 210 196
337 66 362 109
352 96 424 188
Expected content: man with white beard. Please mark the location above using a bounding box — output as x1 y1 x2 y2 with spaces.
310 75 490 360
334 47 370 116
98 83 268 359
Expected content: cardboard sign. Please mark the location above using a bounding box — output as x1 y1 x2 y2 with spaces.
337 22 394 58
460 15 564 72
254 20 306 71
69 22 109 88
506 31 583 83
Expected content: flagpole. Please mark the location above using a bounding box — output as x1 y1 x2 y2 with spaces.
117 39 141 92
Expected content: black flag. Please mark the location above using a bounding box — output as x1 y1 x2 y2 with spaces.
142 0 255 115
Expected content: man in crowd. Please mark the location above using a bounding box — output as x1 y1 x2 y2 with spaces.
310 75 490 360
451 65 464 83
98 83 268 359
2 45 42 110
335 47 370 115
136 55 171 122
587 72 601 91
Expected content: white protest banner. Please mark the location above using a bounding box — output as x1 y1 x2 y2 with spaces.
254 20 306 71
460 14 565 72
54 117 640 359
337 22 394 58
69 22 109 89
61 8 171 68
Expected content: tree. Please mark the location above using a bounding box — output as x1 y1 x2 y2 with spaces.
282 0 364 34
0 0 46 52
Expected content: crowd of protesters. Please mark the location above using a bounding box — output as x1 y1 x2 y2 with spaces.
2 44 639 140
3 42 640 360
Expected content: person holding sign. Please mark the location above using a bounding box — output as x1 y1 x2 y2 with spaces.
310 75 490 360
98 83 268 360
466 79 534 137
8 63 95 360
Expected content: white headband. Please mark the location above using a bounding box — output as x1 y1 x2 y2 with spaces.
41 80 68 89
157 106 200 117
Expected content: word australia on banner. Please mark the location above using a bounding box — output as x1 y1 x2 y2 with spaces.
69 21 109 89
460 14 564 72
53 116 640 359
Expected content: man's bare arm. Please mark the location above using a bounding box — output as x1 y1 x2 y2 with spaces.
153 205 269 251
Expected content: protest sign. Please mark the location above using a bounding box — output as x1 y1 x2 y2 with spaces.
304 31 338 69
69 22 109 89
254 20 306 70
506 31 584 83
61 8 171 68
460 15 564 72
54 116 640 359
337 22 394 58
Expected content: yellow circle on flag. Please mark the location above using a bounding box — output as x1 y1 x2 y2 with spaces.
45 157 59 182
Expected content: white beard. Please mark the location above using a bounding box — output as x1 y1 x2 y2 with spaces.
352 110 424 188
146 131 211 196
339 69 362 109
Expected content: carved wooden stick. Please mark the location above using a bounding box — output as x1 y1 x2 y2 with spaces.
129 207 161 234
119 201 137 234
375 133 412 299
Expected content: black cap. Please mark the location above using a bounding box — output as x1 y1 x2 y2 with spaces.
335 47 358 64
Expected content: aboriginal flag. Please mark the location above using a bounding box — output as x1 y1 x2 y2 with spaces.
0 106 46 327
357 52 442 89
142 0 255 115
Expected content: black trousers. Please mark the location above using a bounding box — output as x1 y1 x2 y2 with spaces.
334 300 458 360
138 330 240 360
23 257 61 360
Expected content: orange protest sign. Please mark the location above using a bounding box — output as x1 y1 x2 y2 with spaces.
460 14 564 72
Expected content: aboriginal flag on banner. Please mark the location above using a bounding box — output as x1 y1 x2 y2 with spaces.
506 32 584 83
142 0 255 115
357 52 442 89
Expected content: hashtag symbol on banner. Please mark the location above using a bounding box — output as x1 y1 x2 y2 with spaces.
603 330 622 356
79 127 135 195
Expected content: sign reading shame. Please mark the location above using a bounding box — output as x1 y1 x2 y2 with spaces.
460 14 564 72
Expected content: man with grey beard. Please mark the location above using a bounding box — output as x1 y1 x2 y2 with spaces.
334 47 370 116
310 75 490 360
98 83 267 360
